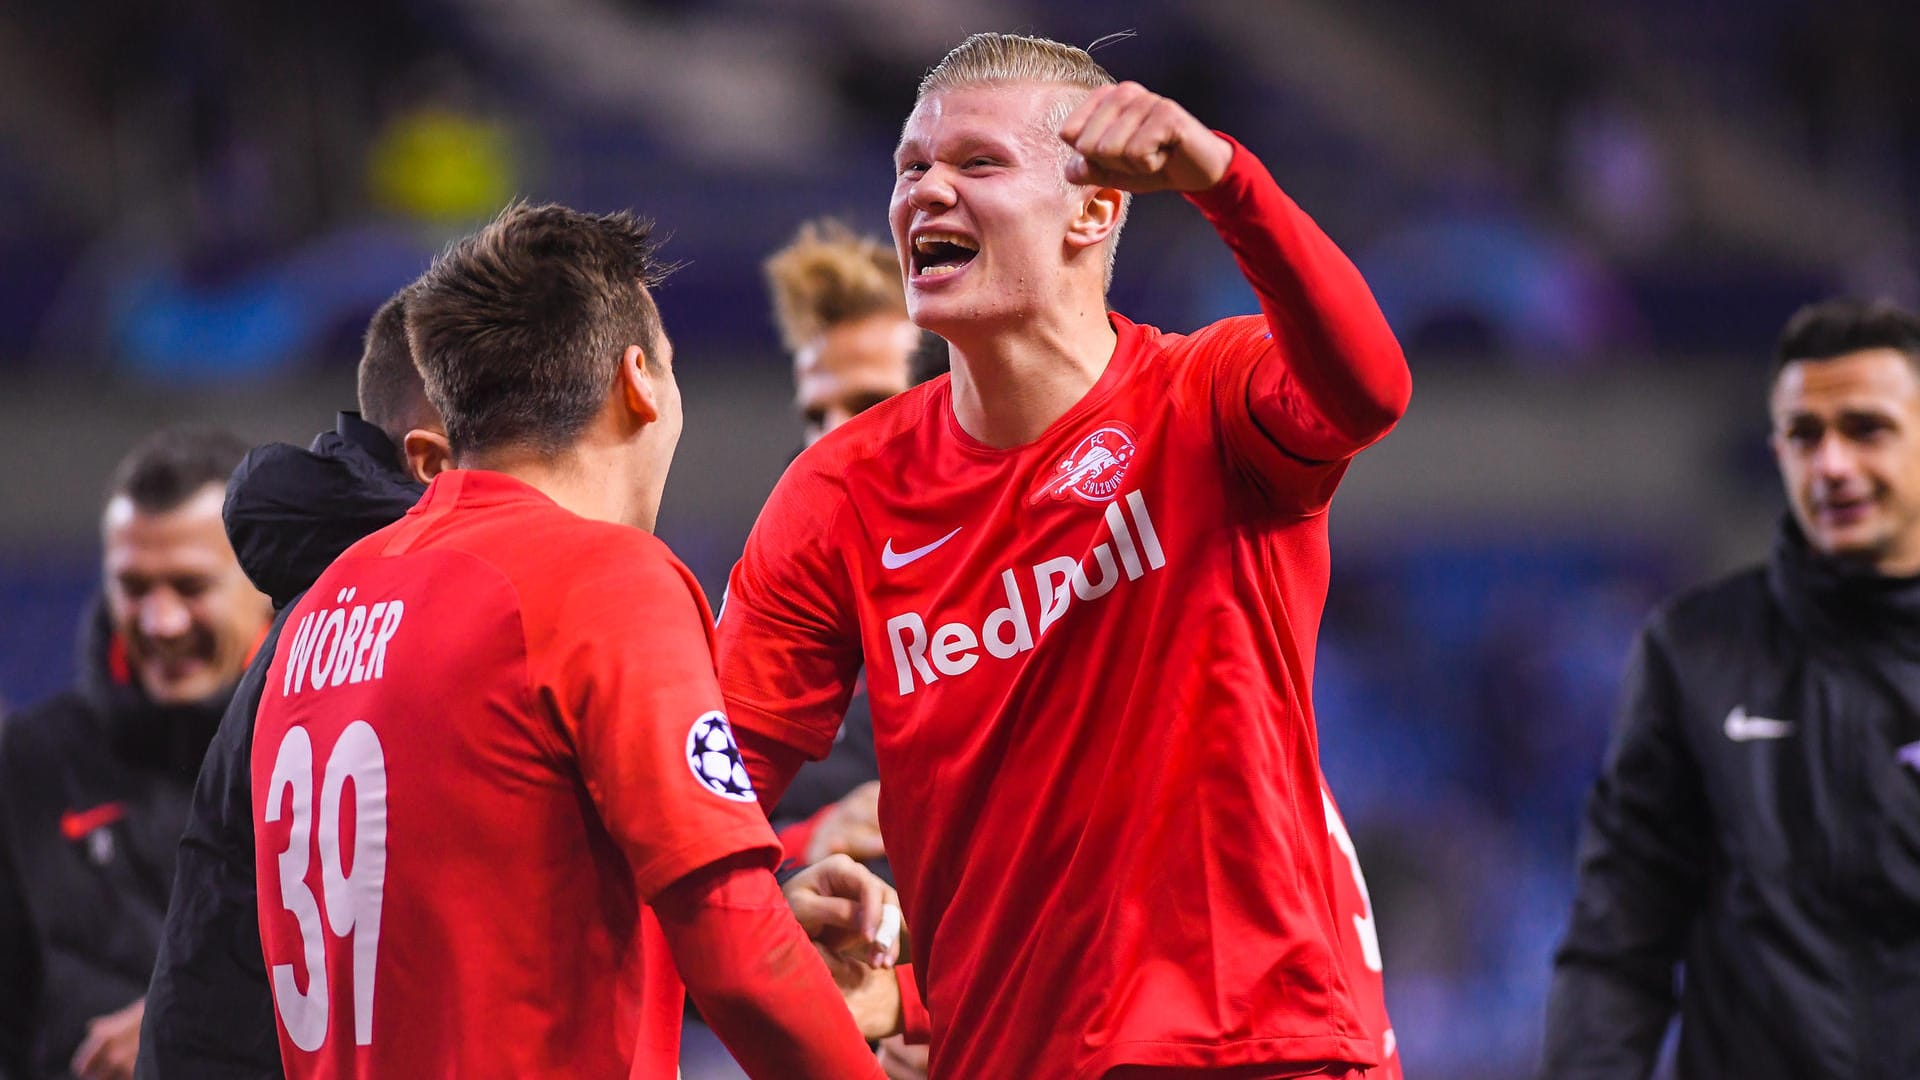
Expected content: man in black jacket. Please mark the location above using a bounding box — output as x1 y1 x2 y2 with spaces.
134 292 442 1079
1544 299 1920 1079
0 427 271 1080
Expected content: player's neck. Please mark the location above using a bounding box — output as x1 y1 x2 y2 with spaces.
462 442 657 532
946 304 1118 449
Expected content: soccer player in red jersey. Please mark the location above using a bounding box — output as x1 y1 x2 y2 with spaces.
715 32 1411 1080
248 205 886 1079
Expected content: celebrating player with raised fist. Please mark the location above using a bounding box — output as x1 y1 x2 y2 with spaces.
718 32 1410 1080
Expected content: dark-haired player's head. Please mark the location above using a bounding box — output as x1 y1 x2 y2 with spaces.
1769 299 1920 575
357 287 451 483
765 219 941 445
891 33 1130 344
102 427 272 704
407 202 680 527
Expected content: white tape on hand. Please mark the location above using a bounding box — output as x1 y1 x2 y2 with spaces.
876 902 903 954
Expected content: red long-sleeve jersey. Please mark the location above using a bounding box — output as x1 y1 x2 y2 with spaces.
252 470 877 1079
719 139 1408 1078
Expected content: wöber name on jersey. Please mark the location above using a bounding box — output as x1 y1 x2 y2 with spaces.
281 586 406 697
885 491 1164 696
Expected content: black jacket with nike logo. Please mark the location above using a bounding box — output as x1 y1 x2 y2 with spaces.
0 601 229 1080
1543 520 1920 1079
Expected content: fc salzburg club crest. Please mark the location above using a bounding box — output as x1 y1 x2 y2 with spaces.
1034 423 1138 505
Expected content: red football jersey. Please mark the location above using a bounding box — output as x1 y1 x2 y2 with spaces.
1321 784 1401 1079
252 470 780 1078
719 143 1404 1079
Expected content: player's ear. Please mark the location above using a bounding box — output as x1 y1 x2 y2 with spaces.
1065 186 1123 254
402 429 452 485
619 343 661 425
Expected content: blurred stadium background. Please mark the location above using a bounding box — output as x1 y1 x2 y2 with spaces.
1 1 1916 1076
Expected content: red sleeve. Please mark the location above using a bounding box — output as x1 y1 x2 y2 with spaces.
1184 135 1410 502
716 454 865 763
654 855 884 1080
896 963 931 1045
531 540 780 901
737 725 811 819
776 803 831 866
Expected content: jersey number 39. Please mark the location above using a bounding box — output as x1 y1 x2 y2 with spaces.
264 722 389 1052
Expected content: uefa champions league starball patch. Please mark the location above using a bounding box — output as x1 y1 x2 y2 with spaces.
686 711 757 802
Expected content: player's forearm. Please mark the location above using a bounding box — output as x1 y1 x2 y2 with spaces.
1188 136 1410 459
656 859 883 1080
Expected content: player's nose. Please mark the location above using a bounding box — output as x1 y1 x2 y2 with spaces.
1810 432 1857 479
139 591 193 642
908 164 957 213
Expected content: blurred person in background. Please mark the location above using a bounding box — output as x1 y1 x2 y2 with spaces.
245 203 885 1078
1545 299 1920 1079
136 289 447 1079
0 428 270 1080
717 32 1409 1080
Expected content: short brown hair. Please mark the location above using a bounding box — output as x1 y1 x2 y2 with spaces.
763 219 905 354
109 426 251 513
1774 298 1920 377
356 288 434 448
407 202 671 458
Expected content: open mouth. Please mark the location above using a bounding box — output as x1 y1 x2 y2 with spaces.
911 232 979 278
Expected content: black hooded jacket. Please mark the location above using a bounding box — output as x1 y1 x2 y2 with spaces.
1544 520 1920 1079
135 413 422 1079
0 588 233 1078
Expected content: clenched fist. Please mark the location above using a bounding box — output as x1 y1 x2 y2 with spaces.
1059 81 1233 194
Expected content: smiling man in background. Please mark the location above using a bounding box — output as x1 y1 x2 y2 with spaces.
0 428 269 1080
1546 299 1920 1079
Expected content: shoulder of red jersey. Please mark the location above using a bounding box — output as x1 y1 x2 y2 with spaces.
1124 311 1272 365
327 490 698 616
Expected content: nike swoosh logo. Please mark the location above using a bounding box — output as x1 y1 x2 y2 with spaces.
1724 705 1795 742
881 527 963 570
60 802 126 841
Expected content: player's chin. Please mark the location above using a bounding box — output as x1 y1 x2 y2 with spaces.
905 286 969 332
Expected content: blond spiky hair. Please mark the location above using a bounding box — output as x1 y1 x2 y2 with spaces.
917 32 1116 101
763 219 906 354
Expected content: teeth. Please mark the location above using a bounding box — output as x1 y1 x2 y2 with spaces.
914 232 978 253
918 264 962 277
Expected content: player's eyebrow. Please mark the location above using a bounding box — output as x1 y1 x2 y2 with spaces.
895 133 1019 167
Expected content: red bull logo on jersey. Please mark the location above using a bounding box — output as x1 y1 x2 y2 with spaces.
885 490 1164 696
1033 424 1137 505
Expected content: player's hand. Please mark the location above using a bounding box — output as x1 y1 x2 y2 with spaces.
878 1035 931 1079
71 997 143 1080
783 852 900 968
805 780 885 864
818 947 905 1041
1059 81 1233 194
